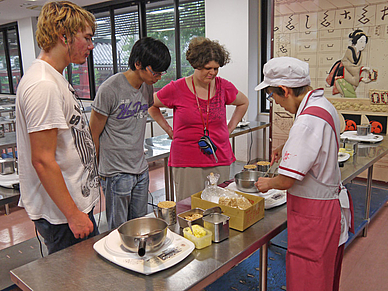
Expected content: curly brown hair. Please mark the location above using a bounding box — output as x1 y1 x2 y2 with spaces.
36 1 96 52
186 37 230 69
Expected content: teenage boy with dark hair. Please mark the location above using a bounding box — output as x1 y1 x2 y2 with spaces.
90 37 171 230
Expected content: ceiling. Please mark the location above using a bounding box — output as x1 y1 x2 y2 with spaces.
0 0 105 26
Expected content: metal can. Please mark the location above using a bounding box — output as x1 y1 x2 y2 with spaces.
157 201 177 225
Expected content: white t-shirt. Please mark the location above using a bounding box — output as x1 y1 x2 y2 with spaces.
16 59 100 224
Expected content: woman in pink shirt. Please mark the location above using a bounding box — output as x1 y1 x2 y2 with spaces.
149 37 249 201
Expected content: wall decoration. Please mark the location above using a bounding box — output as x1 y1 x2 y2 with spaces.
326 29 377 98
273 0 388 99
271 0 388 182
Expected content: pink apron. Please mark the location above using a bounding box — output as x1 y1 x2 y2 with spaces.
286 106 354 291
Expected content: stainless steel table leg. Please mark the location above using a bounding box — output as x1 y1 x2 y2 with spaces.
150 123 154 137
5 203 10 215
363 165 373 237
164 157 170 201
263 128 267 161
260 243 268 291
169 166 174 202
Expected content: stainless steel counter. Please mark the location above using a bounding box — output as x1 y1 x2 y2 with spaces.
230 121 270 160
339 136 388 237
340 137 388 184
10 202 287 291
147 113 173 137
144 135 172 200
0 186 19 215
8 135 388 291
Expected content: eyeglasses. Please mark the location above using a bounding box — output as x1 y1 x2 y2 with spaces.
266 92 274 102
147 66 167 77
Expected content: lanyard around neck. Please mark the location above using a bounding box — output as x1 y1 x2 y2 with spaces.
192 76 211 133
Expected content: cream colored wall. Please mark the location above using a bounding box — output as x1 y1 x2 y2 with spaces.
205 0 266 163
17 17 40 72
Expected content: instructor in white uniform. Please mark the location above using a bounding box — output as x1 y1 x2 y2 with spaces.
255 57 354 291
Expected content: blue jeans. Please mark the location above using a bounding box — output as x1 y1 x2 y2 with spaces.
33 209 99 255
100 170 149 230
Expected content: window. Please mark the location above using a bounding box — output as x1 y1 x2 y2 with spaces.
0 33 9 94
114 10 139 74
80 0 205 100
147 2 177 90
0 23 22 95
93 14 114 92
179 1 205 77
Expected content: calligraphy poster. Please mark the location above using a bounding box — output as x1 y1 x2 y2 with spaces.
271 0 388 181
299 12 318 33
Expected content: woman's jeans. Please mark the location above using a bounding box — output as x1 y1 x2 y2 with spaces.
100 170 149 230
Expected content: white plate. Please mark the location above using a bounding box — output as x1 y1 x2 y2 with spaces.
338 152 350 163
340 131 383 143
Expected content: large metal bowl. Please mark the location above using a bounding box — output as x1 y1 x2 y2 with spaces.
117 217 168 257
234 171 277 193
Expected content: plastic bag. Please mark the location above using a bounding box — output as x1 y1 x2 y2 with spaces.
201 173 252 210
201 173 224 203
218 193 252 210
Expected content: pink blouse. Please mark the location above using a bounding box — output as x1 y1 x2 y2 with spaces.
156 77 238 167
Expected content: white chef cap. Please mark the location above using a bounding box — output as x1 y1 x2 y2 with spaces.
255 57 311 91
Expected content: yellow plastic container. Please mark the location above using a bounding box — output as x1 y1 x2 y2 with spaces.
183 225 212 249
339 147 354 156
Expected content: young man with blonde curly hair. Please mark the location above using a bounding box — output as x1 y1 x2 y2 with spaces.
16 1 99 254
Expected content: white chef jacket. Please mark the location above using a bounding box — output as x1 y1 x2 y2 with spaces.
278 89 350 245
278 89 340 186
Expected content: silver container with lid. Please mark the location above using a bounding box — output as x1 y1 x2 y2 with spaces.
357 124 371 136
202 207 229 242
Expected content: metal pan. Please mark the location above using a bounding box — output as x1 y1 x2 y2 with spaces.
117 217 168 257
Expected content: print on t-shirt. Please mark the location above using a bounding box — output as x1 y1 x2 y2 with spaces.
117 100 149 120
71 121 99 197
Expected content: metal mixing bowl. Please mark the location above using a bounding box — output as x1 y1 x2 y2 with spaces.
118 217 168 257
234 171 277 193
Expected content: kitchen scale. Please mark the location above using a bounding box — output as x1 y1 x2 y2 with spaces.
93 228 195 275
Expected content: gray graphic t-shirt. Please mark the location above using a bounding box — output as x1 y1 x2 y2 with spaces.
92 73 153 176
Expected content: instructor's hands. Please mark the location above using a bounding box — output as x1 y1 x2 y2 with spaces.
255 177 272 193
